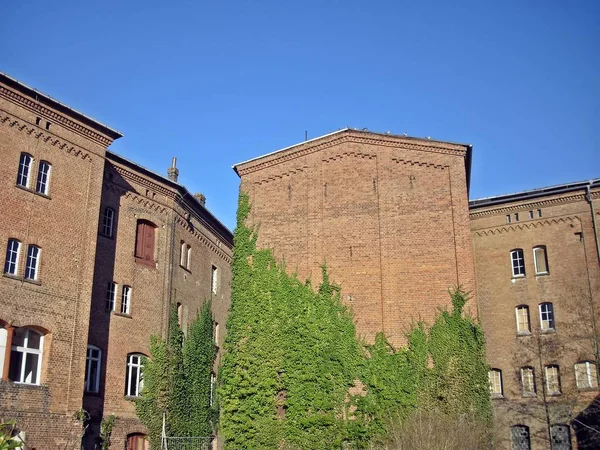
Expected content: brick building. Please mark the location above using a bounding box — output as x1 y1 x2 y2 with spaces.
470 181 600 450
0 73 232 449
233 129 476 346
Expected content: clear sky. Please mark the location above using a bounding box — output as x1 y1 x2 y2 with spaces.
2 1 598 230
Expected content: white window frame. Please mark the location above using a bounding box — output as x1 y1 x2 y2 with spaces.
85 345 102 393
35 161 51 195
0 328 8 378
489 369 503 396
533 246 549 275
539 302 555 331
106 282 117 311
126 353 144 397
210 372 215 406
121 285 131 314
515 306 530 334
520 367 535 395
180 241 186 267
214 322 219 346
10 328 44 385
545 365 561 395
4 239 21 275
211 265 218 294
101 207 115 237
574 361 598 389
511 249 525 277
17 153 33 188
25 245 41 281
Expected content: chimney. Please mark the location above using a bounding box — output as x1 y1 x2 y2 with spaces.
194 193 206 206
167 157 179 182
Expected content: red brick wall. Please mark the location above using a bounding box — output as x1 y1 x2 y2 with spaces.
237 130 475 346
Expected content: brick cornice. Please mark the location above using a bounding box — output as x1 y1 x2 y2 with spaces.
0 86 113 147
254 166 308 186
392 158 448 170
0 111 92 161
110 165 177 201
469 192 592 218
175 215 232 263
472 215 580 237
236 132 467 176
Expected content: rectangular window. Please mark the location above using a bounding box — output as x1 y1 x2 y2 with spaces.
121 285 131 314
539 303 555 331
4 239 21 275
211 265 218 294
101 207 115 237
533 246 549 275
545 365 561 395
210 372 215 406
35 161 51 195
575 362 598 389
529 210 534 220
514 213 519 222
180 241 186 266
489 369 503 396
506 215 511 224
126 354 144 397
85 346 101 393
515 306 530 334
511 425 531 450
214 322 219 346
511 249 525 277
550 425 571 450
521 367 536 395
25 245 40 280
17 153 32 188
106 282 117 311
135 220 156 263
180 242 191 270
537 209 542 218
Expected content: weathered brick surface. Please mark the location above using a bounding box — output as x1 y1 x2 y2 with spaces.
235 130 476 346
470 186 600 449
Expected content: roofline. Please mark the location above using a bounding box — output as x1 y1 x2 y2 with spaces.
469 178 600 209
0 72 123 140
106 150 233 244
232 128 472 177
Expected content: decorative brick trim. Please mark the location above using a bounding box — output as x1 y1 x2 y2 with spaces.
0 86 113 146
254 166 308 185
473 216 579 237
175 215 232 263
392 158 448 170
323 151 376 163
469 193 593 218
110 165 177 200
0 112 92 161
236 133 466 176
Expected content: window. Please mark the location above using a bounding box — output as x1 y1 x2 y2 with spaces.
211 265 218 294
106 282 117 311
126 353 144 397
550 425 571 450
180 242 191 270
489 369 503 396
16 153 33 188
506 215 511 224
101 207 115 237
0 328 7 377
35 161 51 195
4 239 21 275
127 434 150 450
85 345 101 393
511 425 531 450
537 209 542 218
521 367 536 395
574 361 598 389
214 322 219 346
545 365 561 395
529 211 534 220
9 328 43 385
135 220 156 264
514 213 519 222
533 246 549 275
515 306 530 334
25 245 40 281
539 302 555 331
511 249 525 277
210 372 215 406
121 286 131 314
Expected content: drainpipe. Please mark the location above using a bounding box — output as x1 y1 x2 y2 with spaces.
585 183 600 265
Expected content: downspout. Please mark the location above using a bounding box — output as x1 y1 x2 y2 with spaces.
585 184 600 265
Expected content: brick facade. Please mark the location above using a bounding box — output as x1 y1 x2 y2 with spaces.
0 73 232 450
234 129 476 346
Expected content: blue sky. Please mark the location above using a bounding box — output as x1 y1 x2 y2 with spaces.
2 1 598 230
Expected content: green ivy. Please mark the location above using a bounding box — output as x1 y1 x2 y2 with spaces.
219 192 492 448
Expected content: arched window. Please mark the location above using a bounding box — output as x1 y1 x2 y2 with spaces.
135 220 156 265
550 424 572 450
35 161 51 195
16 153 33 188
515 305 530 334
539 302 555 331
510 249 525 277
4 239 21 276
9 327 44 385
126 353 145 397
100 207 115 237
489 368 503 397
25 245 41 281
511 425 531 450
520 367 536 395
127 433 150 450
533 246 549 275
85 345 102 393
545 365 561 395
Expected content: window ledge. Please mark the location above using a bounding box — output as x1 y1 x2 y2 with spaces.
535 272 550 277
547 392 562 397
1 274 41 285
23 277 41 286
517 331 532 337
521 393 537 398
491 394 505 400
112 312 132 319
135 257 156 268
125 395 141 400
511 275 526 280
540 328 556 334
179 265 192 273
15 184 51 199
577 386 599 392
6 381 47 389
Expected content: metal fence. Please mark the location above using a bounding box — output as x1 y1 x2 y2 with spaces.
161 436 213 450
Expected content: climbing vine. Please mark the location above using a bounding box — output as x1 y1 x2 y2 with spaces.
218 192 491 448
